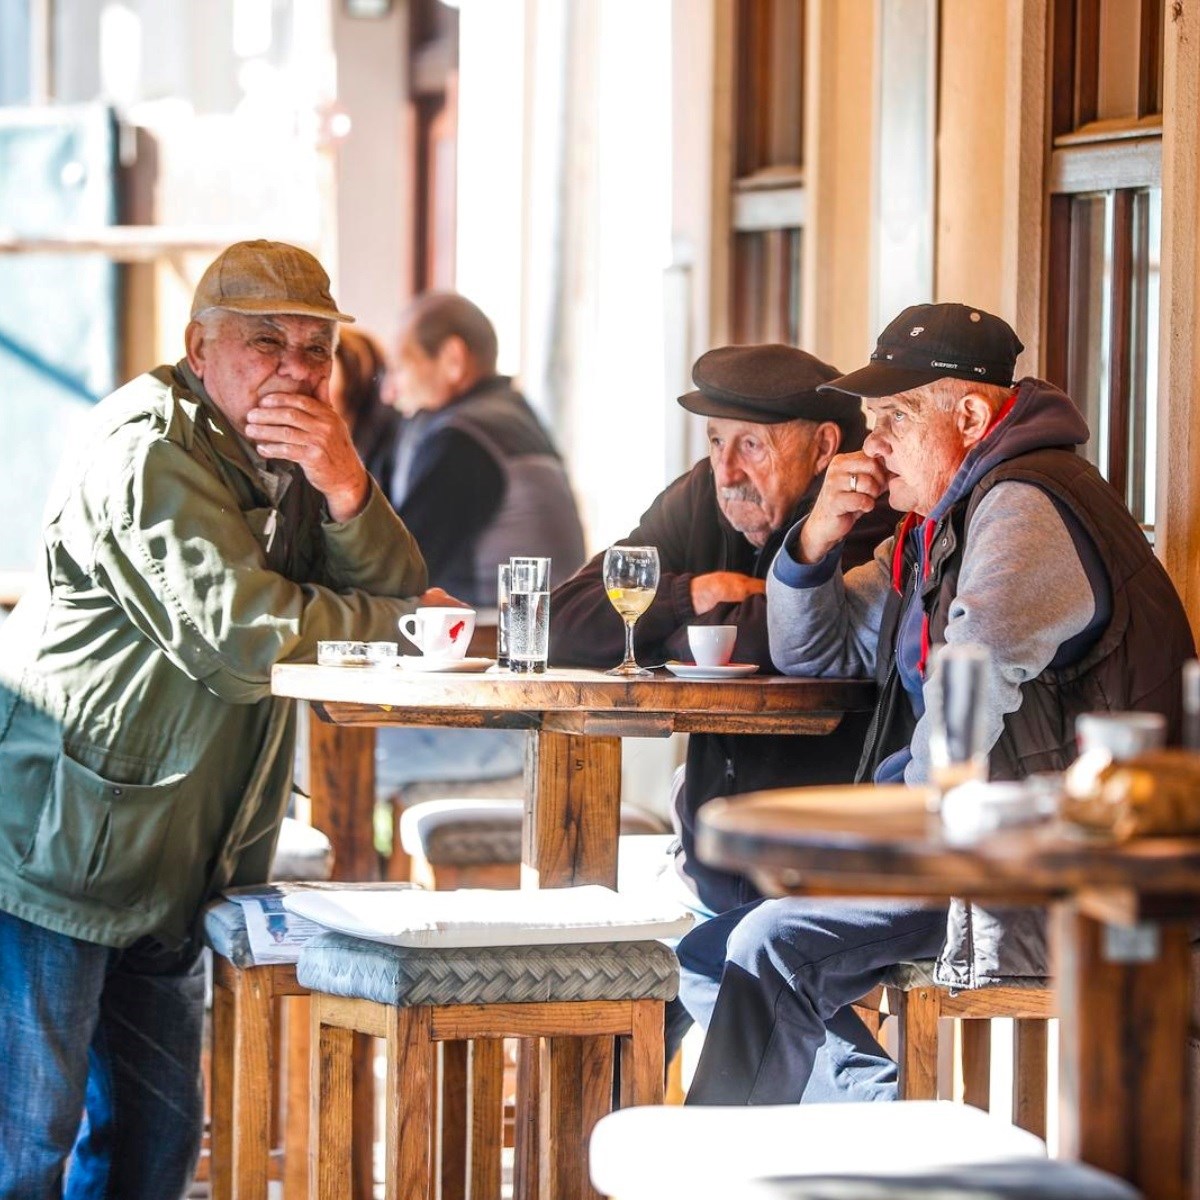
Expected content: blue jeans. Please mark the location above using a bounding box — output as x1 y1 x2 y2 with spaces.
678 897 949 1105
0 909 205 1199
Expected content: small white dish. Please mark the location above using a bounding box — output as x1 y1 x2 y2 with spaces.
397 656 496 674
663 661 760 680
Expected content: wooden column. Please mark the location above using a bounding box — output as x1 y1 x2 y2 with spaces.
1054 902 1193 1199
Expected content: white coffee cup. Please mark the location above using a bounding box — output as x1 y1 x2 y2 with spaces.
687 624 737 667
399 607 477 661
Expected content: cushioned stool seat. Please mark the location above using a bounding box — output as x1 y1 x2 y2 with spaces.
855 960 1055 1135
295 886 689 1200
589 1102 1140 1200
299 932 679 1006
271 815 335 881
399 797 667 888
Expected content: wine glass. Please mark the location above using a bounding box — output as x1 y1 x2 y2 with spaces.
602 545 660 677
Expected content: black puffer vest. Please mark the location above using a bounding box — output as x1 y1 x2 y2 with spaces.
860 447 1194 987
861 447 1191 783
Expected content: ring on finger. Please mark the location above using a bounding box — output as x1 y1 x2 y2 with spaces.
849 472 859 494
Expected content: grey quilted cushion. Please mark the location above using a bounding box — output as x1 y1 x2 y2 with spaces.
203 900 255 969
882 961 1051 992
297 931 679 1006
403 799 666 866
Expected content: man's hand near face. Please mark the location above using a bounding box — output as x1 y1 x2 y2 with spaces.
798 450 889 564
245 378 370 522
690 570 766 615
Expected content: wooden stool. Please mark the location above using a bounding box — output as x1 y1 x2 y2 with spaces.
204 899 312 1200
300 931 678 1200
398 798 668 890
854 961 1056 1137
589 1101 1140 1199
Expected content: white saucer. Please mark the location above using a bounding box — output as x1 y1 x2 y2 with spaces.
664 661 760 680
398 656 496 674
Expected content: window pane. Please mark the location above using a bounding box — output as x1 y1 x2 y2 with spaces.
1066 194 1112 473
731 228 803 345
1096 0 1142 120
1127 187 1160 528
0 2 31 105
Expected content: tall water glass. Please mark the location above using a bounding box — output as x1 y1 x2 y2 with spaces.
927 643 990 804
508 556 551 673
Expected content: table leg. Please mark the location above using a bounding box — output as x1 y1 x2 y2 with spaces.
307 707 379 1200
514 730 623 1197
521 729 621 888
1054 901 1193 1199
308 707 380 883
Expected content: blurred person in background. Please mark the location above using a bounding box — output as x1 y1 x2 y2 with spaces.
0 240 434 1197
329 325 400 496
373 292 587 809
388 291 585 606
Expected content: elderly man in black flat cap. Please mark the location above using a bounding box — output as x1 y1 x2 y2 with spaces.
550 343 893 1054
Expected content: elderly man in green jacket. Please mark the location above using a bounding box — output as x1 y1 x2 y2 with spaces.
0 241 432 1198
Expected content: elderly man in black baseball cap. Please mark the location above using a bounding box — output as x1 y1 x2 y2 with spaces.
680 302 1192 1107
550 342 894 1059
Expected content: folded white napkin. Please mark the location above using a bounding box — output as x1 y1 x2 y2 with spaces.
282 883 694 949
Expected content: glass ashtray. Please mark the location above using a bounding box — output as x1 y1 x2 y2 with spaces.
317 640 399 666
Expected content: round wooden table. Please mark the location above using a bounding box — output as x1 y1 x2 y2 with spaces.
698 784 1200 1200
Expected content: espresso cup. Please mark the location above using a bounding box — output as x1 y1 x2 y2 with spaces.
687 624 737 667
398 607 477 661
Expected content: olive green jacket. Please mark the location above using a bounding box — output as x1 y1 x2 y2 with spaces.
0 363 427 949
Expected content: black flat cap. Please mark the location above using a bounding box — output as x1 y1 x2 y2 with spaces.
678 344 865 438
820 303 1024 398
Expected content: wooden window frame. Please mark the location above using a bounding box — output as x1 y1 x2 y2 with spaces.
1044 0 1163 520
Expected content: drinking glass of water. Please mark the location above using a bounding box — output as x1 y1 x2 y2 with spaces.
508 556 551 673
602 545 660 677
927 643 990 801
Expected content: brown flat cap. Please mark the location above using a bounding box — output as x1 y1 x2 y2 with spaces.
678 343 864 437
190 240 355 324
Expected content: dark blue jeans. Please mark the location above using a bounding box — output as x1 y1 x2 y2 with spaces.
678 897 949 1105
0 908 206 1199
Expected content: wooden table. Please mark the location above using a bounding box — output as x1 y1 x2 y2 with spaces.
273 664 874 1198
697 784 1200 1200
273 663 875 890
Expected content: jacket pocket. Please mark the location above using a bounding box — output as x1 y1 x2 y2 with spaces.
17 751 185 909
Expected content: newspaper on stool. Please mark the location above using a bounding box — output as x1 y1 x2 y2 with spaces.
223 882 418 965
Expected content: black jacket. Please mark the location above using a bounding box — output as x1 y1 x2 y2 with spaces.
550 460 891 912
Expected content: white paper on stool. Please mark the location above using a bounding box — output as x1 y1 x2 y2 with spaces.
282 883 694 948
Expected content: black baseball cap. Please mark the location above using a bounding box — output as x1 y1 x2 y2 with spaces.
678 343 866 440
819 303 1024 398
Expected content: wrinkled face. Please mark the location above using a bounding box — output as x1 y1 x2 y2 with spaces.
392 328 454 415
707 417 821 547
862 391 968 516
187 312 335 435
